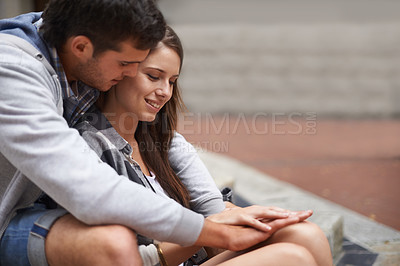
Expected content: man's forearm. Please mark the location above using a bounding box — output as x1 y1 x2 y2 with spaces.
194 219 230 249
194 219 271 252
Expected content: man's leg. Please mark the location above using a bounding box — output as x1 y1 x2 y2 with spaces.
0 204 67 266
45 214 143 266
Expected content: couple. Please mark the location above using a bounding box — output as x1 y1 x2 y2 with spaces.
0 0 332 265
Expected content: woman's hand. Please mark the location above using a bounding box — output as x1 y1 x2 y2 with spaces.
208 205 313 232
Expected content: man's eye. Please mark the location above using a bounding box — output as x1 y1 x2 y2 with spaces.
120 62 129 66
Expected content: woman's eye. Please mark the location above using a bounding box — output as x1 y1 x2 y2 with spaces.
147 74 159 80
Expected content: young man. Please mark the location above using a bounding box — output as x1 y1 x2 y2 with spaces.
0 1 310 265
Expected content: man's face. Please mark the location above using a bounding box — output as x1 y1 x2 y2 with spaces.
75 40 149 92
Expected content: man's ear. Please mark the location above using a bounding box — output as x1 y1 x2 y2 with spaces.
69 35 94 60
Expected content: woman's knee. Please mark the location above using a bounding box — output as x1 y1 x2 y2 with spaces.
272 221 327 244
292 222 331 252
298 221 327 241
268 221 332 266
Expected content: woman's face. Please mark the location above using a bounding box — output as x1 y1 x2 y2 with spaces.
110 44 180 122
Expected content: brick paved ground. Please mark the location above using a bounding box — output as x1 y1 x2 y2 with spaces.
178 116 400 231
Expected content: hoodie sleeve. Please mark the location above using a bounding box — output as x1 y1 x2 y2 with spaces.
169 133 225 216
0 38 204 246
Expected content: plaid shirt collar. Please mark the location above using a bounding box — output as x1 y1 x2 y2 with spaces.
80 105 156 192
35 18 99 127
49 47 100 127
49 47 71 99
85 105 131 153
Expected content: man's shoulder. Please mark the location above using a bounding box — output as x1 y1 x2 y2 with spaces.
0 33 55 77
0 34 61 107
0 12 50 59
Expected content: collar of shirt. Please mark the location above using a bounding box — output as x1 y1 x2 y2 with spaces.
35 19 99 127
84 105 132 155
48 47 99 127
49 47 73 99
79 105 156 193
50 46 99 127
34 18 71 99
62 80 100 127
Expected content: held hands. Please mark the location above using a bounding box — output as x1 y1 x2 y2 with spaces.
207 205 313 233
198 204 313 251
200 205 313 251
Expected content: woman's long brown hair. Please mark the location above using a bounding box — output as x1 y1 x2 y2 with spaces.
135 26 191 208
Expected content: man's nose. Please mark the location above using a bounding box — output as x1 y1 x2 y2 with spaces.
123 64 139 78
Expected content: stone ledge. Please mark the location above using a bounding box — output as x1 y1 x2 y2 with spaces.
199 149 344 259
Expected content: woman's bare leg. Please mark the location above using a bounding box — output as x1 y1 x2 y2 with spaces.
265 221 333 266
202 221 332 266
202 243 317 266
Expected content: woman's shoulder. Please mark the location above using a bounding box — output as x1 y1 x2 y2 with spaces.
74 107 114 155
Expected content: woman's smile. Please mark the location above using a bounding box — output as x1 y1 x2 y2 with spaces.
145 99 162 110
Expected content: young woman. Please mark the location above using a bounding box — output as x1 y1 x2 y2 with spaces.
75 26 333 266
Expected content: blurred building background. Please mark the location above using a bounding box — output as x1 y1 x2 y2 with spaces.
0 0 47 17
1 0 399 233
157 0 400 117
2 0 399 117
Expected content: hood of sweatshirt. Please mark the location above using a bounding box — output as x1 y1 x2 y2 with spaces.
0 12 51 63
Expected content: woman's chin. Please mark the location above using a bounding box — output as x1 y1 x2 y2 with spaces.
140 115 157 123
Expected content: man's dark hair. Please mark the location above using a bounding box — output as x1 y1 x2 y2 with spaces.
41 0 166 55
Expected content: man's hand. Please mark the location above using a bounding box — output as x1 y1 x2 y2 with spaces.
195 215 309 251
194 219 268 251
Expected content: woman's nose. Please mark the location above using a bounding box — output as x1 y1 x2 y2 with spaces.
156 81 172 98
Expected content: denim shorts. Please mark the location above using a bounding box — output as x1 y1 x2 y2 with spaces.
0 204 67 266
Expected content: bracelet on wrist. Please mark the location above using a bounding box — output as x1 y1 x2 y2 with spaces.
155 243 168 266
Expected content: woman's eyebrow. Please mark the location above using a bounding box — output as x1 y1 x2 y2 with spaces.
147 67 179 77
151 67 165 73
